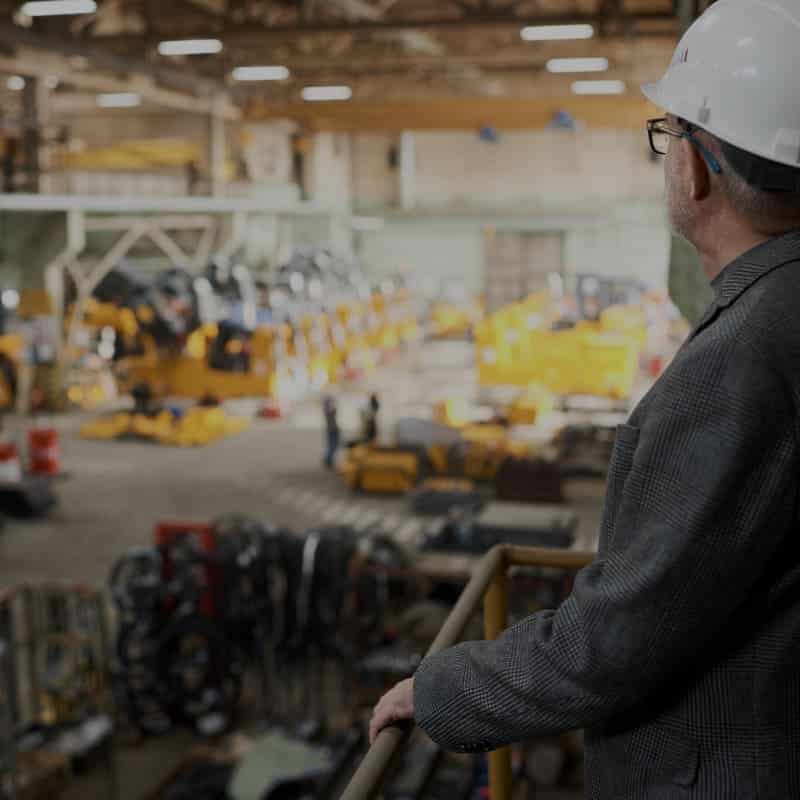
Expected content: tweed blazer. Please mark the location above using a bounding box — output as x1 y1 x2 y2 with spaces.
414 231 800 799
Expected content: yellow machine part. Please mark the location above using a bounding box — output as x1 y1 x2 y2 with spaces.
341 445 419 494
505 384 556 426
428 423 533 483
476 292 644 399
18 289 53 319
0 334 25 363
432 397 471 428
430 302 474 339
80 406 250 447
122 354 276 400
0 333 25 410
61 138 203 170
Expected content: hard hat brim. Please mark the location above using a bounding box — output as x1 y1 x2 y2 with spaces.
640 81 662 109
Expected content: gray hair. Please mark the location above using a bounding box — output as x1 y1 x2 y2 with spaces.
708 137 800 227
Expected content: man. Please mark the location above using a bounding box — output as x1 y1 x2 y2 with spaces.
370 1 800 796
322 394 340 469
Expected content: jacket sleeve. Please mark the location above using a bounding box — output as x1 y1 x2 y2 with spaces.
414 335 797 752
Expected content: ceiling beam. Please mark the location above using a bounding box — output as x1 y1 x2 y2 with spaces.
229 36 676 73
0 47 240 119
245 95 660 131
326 0 386 20
0 20 223 99
90 11 677 46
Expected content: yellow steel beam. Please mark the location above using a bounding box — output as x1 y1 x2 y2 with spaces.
245 95 661 131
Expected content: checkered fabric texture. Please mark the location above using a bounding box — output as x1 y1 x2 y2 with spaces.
415 232 800 798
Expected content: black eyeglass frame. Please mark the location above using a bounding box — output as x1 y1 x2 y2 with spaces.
647 117 723 175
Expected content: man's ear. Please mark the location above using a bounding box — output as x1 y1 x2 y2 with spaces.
684 137 712 202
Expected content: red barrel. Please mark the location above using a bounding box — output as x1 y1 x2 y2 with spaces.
28 426 60 476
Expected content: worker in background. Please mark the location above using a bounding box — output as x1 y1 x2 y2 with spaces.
361 393 380 445
370 2 800 796
322 394 340 470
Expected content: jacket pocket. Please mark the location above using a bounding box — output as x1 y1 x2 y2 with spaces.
599 424 640 554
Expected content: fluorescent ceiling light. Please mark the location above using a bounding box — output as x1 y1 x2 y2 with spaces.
571 79 626 95
96 92 141 108
521 24 594 41
547 57 608 73
7 76 26 92
158 39 223 56
20 0 96 16
232 65 290 82
302 85 353 102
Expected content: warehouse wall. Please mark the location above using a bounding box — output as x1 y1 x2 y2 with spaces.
307 132 352 212
351 134 398 211
357 219 485 293
410 130 663 210
352 129 669 290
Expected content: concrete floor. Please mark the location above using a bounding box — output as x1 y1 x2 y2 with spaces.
1 342 604 799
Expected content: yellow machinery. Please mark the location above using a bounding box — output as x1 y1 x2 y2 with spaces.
476 292 645 400
77 299 311 404
505 384 556 426
428 423 531 483
341 445 421 494
336 302 377 377
80 404 250 447
368 293 398 354
300 313 336 390
431 299 483 339
340 421 535 496
119 324 290 401
73 268 422 404
433 397 471 428
325 311 351 383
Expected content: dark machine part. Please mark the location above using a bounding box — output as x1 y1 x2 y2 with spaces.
0 638 17 800
160 615 242 737
109 549 172 736
158 533 242 736
207 320 251 373
0 477 56 518
409 481 486 517
111 535 244 738
206 258 258 331
494 457 565 505
350 535 414 652
162 761 233 800
93 265 201 352
213 515 287 722
423 503 578 554
0 587 117 798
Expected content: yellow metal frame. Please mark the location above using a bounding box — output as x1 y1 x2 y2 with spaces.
341 544 594 800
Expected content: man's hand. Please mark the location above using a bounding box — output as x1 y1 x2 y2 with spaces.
369 678 414 744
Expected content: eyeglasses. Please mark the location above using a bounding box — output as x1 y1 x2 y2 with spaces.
647 117 723 175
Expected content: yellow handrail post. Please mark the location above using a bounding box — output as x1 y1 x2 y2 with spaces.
484 547 513 800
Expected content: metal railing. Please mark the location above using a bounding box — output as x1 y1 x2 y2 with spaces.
341 544 595 800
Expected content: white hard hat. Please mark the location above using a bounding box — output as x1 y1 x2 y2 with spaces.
642 0 800 170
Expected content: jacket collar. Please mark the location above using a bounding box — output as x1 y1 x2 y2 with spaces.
710 230 800 309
